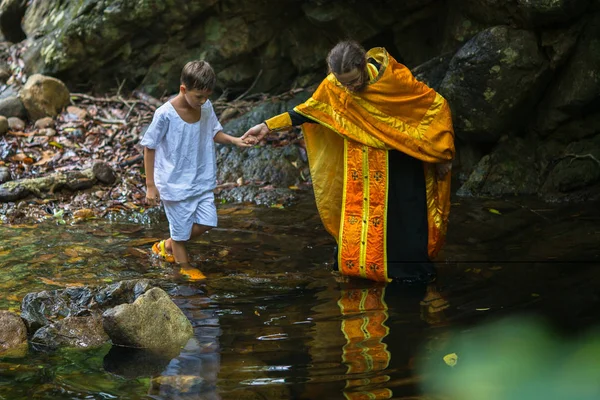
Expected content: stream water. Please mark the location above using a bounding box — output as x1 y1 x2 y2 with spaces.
0 194 599 399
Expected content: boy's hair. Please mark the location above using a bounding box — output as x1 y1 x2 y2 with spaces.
180 60 216 91
327 40 367 76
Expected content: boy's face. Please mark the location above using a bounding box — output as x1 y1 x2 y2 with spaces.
182 85 212 110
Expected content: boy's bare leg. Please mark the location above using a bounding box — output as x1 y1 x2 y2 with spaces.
171 240 189 264
164 224 212 257
191 223 212 238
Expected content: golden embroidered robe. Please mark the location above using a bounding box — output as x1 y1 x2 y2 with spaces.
266 47 454 282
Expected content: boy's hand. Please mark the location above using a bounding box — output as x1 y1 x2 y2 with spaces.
233 136 253 148
241 122 270 143
146 184 160 205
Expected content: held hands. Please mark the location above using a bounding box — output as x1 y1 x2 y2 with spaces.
241 122 270 144
233 136 256 148
435 161 452 180
146 184 160 206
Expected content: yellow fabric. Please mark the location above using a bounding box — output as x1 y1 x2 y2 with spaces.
295 47 454 261
264 112 293 131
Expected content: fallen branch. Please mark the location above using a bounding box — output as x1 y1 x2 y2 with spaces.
234 69 263 102
556 153 600 168
132 90 162 108
0 162 117 203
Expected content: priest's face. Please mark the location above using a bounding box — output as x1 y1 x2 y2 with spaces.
336 68 367 92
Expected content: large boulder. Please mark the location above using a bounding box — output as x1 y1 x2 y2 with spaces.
0 310 27 355
19 74 70 120
457 136 540 197
440 26 550 143
534 14 600 135
102 287 194 352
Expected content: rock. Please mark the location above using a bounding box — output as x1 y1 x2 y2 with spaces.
217 185 299 207
7 116 25 131
440 26 550 143
34 117 55 129
92 162 117 184
0 166 11 184
21 279 154 334
412 52 453 91
0 66 10 83
19 74 71 120
0 0 27 43
0 96 27 119
541 135 600 194
0 311 28 354
534 14 600 135
0 115 8 135
102 287 194 352
65 105 88 121
457 136 540 197
217 145 307 189
517 0 590 26
31 314 109 350
41 127 56 137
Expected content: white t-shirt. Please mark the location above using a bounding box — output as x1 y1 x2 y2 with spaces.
140 100 223 201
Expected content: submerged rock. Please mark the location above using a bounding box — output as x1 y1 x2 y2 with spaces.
102 287 193 352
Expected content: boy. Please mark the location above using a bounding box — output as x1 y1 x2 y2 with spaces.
141 60 253 266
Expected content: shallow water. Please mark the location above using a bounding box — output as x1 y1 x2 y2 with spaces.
0 194 599 399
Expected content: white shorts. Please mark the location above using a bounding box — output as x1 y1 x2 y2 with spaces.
162 191 217 241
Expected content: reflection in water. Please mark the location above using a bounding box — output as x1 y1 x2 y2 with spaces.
305 279 450 399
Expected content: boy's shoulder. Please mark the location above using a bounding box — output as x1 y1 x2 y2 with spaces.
155 101 174 116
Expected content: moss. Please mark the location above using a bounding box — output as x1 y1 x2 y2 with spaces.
484 88 496 101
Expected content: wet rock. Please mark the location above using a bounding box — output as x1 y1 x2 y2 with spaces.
0 0 27 43
102 287 194 352
21 279 154 334
92 162 117 185
440 26 550 143
7 116 25 131
457 136 540 197
31 314 109 350
34 117 55 129
0 311 27 353
0 166 11 184
0 96 27 119
19 74 71 120
0 115 7 135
